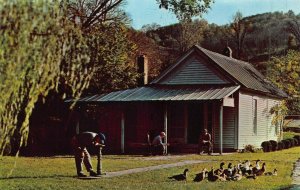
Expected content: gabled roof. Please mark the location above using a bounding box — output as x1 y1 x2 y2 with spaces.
152 45 287 98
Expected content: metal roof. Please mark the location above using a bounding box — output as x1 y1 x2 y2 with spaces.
152 45 287 98
67 85 240 103
198 46 287 98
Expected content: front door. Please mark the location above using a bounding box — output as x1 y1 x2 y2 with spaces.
187 103 204 144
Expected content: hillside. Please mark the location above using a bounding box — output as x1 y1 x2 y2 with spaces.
141 11 300 74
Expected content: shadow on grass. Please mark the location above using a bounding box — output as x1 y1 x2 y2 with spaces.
280 184 299 190
0 175 73 180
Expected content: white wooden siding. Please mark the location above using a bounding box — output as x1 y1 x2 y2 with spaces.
214 106 236 149
160 56 229 85
238 92 280 149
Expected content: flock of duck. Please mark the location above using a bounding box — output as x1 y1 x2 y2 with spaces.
169 159 277 182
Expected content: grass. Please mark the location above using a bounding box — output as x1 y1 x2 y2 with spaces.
1 147 300 190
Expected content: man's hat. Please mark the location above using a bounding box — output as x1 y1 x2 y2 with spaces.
98 133 106 145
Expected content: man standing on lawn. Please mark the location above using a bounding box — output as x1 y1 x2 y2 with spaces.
71 132 105 177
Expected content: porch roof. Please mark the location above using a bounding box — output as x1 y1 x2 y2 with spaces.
67 85 240 103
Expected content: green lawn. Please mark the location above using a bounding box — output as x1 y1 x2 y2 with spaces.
1 147 300 190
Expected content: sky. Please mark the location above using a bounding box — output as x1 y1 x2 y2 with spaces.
124 0 300 29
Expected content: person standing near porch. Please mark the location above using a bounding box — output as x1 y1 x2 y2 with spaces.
199 129 212 155
152 132 167 155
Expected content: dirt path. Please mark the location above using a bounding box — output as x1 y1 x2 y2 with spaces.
103 160 211 178
290 158 300 189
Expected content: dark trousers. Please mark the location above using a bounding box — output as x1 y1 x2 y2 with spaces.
74 147 93 175
152 144 166 155
199 141 212 154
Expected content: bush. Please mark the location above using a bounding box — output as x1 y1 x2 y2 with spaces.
292 138 298 146
269 140 278 151
294 135 300 145
287 138 295 147
277 141 284 150
244 144 256 153
261 141 272 152
294 138 299 146
282 139 291 149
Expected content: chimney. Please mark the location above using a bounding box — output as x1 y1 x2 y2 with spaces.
137 54 148 86
223 46 233 58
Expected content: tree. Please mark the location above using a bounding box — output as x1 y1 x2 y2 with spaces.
66 0 213 30
270 101 288 141
225 11 252 59
267 50 300 115
0 1 93 156
287 34 298 49
178 19 208 52
66 0 125 29
65 0 138 94
157 0 213 20
128 29 164 80
287 19 300 49
141 23 161 33
86 24 138 94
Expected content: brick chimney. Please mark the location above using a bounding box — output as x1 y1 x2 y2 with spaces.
223 46 233 58
137 55 148 86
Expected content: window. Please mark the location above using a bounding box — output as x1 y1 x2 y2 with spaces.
253 99 258 135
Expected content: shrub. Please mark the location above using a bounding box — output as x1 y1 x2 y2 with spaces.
269 140 278 151
244 144 256 153
292 138 298 146
277 141 284 150
293 138 299 146
287 138 295 147
261 141 272 152
282 139 291 149
294 135 300 145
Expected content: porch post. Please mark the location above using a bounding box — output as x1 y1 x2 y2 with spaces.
164 104 168 154
219 102 223 155
76 120 80 135
184 104 188 144
121 111 125 154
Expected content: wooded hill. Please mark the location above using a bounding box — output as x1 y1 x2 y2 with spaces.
138 10 300 75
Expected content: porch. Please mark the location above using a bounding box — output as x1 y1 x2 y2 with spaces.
69 85 239 154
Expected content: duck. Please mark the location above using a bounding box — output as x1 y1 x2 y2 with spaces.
239 160 250 175
214 162 225 175
193 168 207 182
247 164 254 175
208 167 220 182
208 167 226 182
223 163 233 178
241 160 251 175
236 162 243 172
265 168 277 176
252 159 261 174
255 163 266 176
169 169 189 181
232 167 243 181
